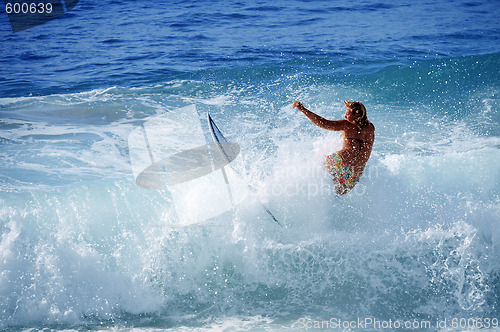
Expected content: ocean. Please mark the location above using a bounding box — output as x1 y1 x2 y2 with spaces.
1 0 499 330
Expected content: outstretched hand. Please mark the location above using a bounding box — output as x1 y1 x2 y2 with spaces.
292 101 304 110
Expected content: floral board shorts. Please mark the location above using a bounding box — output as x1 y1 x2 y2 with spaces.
324 153 359 189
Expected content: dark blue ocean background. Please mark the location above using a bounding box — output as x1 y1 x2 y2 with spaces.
1 0 500 331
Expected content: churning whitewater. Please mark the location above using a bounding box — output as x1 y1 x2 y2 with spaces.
1 0 499 330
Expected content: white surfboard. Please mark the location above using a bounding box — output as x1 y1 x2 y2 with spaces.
128 105 280 226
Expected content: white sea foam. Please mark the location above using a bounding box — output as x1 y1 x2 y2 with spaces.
0 55 499 331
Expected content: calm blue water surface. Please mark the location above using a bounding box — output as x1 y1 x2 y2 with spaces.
0 0 499 331
1 0 499 96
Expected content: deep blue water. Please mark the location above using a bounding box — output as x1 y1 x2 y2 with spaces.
2 0 499 97
1 0 500 331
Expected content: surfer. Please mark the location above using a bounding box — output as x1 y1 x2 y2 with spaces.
293 100 375 195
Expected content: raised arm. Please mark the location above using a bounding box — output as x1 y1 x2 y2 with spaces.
292 101 349 131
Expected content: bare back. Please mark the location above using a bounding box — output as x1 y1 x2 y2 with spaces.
293 100 375 184
338 121 375 178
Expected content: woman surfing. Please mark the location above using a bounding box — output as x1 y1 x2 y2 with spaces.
293 100 375 195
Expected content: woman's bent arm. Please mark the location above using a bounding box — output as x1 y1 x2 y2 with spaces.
293 101 349 131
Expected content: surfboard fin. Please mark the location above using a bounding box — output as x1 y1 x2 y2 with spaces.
207 113 282 227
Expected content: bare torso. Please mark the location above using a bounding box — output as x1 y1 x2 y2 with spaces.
338 122 375 178
292 100 375 187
